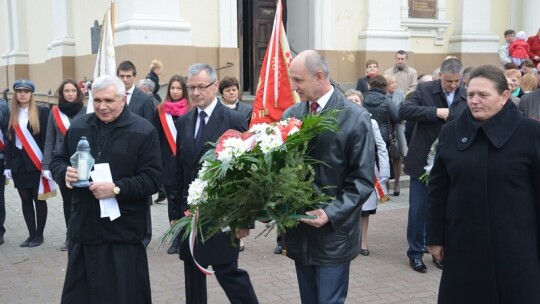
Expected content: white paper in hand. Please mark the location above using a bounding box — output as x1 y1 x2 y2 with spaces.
90 163 121 221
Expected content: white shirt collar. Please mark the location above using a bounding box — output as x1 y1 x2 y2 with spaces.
312 86 334 111
198 98 218 117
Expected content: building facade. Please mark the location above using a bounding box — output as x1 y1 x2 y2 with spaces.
0 0 536 101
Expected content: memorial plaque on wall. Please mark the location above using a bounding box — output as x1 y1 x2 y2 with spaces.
409 0 436 18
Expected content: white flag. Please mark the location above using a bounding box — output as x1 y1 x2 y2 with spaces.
88 7 116 113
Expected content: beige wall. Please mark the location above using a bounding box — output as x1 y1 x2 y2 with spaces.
183 1 220 47
2 44 240 102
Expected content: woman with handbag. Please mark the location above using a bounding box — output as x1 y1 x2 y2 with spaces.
385 74 407 196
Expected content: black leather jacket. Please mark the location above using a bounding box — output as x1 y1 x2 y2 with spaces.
282 90 375 265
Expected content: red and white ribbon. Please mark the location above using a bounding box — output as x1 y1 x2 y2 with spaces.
52 106 71 136
13 123 57 200
189 208 214 275
158 109 177 156
374 178 389 204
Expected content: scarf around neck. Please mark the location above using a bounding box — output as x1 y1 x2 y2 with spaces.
162 98 188 116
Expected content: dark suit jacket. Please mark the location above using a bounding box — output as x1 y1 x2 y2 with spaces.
282 89 375 265
171 100 248 265
128 87 156 125
399 80 468 179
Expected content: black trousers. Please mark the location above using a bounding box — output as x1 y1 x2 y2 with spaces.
183 257 258 304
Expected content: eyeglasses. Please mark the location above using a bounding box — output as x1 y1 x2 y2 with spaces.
187 81 216 93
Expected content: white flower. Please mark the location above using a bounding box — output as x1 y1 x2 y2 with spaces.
256 130 284 155
217 137 251 162
249 123 271 134
187 178 208 205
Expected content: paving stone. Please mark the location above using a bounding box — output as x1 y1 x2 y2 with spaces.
0 181 440 303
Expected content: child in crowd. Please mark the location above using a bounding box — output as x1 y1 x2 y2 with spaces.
509 31 530 66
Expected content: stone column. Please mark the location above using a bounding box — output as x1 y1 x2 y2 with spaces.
114 0 191 46
313 0 334 50
358 0 410 51
448 0 499 54
521 0 538 37
219 0 237 48
47 0 76 58
1 0 30 65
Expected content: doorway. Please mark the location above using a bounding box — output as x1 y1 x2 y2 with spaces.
239 0 287 95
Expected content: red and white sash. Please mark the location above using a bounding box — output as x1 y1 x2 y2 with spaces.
158 108 177 156
0 129 5 151
52 106 70 136
13 123 57 200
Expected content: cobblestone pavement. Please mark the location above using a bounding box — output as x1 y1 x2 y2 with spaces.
0 181 441 303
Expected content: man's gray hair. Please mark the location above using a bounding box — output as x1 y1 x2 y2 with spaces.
304 51 330 80
440 58 463 74
138 79 155 92
92 75 125 98
188 63 217 82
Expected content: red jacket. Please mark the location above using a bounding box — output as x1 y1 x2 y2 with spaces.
527 35 540 65
509 40 530 59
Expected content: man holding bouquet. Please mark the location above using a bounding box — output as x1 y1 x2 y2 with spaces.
170 63 258 304
282 50 375 303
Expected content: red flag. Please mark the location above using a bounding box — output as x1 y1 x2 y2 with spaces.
250 0 299 127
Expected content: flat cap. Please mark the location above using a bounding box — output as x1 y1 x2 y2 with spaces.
13 79 35 93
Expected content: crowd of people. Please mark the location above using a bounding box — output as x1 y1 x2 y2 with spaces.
0 33 539 303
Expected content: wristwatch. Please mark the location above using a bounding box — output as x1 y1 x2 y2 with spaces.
113 185 121 195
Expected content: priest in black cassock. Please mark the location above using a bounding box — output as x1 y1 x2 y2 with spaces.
50 74 162 304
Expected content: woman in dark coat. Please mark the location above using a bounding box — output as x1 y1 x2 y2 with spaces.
355 59 379 93
42 79 86 251
4 80 51 248
155 75 190 254
426 65 540 304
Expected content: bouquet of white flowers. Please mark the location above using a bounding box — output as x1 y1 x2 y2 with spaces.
162 110 340 245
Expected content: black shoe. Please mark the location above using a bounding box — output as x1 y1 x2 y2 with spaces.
421 247 429 253
142 237 151 248
167 239 180 254
60 240 69 251
274 244 282 254
0 235 4 245
28 236 44 247
239 245 245 252
359 248 370 256
409 258 427 273
155 190 167 203
432 257 443 270
20 236 33 247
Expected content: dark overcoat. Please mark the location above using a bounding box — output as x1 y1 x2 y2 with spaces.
128 87 156 125
171 101 248 265
426 102 540 304
399 80 467 179
282 89 375 266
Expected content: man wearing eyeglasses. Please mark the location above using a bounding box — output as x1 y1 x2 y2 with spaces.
170 63 259 304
